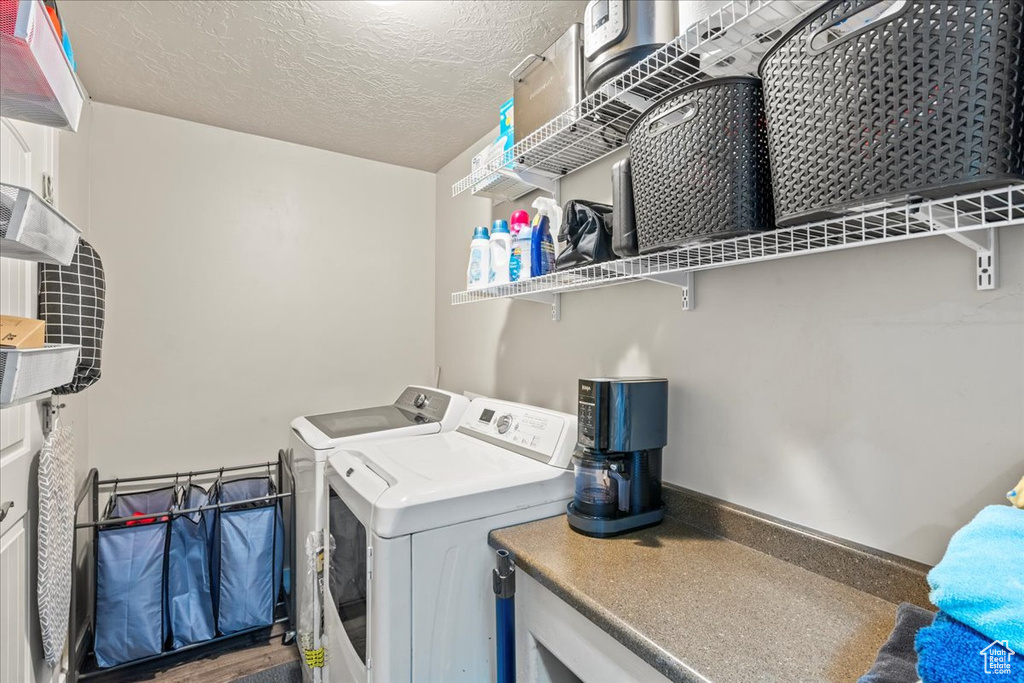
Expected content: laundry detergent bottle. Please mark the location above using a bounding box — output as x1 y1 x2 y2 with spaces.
467 226 490 290
489 220 512 285
530 197 560 277
509 210 530 281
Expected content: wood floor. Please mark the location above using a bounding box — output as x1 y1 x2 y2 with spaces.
86 623 299 683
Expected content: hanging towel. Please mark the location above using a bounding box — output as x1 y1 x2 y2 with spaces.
928 505 1024 652
36 411 76 668
858 602 935 683
915 612 1022 683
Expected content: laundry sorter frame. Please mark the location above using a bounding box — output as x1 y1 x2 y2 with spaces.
67 452 297 681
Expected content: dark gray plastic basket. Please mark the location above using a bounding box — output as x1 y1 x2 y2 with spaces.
760 0 1024 226
627 76 775 254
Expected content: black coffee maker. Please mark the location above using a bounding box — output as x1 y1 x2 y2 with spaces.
567 377 668 537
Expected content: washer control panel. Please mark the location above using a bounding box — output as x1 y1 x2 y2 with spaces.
394 386 452 421
460 399 573 466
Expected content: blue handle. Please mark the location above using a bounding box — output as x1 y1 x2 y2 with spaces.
496 595 516 683
493 549 516 683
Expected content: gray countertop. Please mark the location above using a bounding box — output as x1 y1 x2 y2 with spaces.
489 502 918 683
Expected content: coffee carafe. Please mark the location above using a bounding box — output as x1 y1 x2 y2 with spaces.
567 378 668 537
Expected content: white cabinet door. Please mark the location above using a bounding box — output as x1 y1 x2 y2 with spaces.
0 116 58 683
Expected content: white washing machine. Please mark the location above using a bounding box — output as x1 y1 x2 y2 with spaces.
289 386 470 682
322 397 577 683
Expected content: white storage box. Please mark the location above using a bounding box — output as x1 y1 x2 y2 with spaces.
1 183 82 265
0 344 80 405
0 0 85 131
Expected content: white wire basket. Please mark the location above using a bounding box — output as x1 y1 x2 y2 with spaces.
1 183 82 266
0 0 85 131
0 344 80 406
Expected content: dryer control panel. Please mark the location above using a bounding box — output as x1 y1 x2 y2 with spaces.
457 399 577 469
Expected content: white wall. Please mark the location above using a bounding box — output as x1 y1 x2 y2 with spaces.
435 131 1024 565
56 100 97 676
85 103 436 476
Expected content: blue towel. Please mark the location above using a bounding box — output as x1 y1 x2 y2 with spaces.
928 505 1024 652
916 612 1023 682
858 602 935 683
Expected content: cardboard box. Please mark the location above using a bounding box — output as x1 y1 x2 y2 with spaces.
0 315 46 349
498 97 514 166
499 97 514 142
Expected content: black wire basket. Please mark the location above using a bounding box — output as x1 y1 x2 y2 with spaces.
627 76 775 254
760 0 1024 226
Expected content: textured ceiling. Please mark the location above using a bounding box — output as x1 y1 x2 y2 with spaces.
60 0 587 171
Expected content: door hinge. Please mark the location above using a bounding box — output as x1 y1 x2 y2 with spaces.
367 545 373 581
41 173 54 205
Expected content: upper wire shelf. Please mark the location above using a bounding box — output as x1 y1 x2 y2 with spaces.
452 0 819 198
452 185 1024 306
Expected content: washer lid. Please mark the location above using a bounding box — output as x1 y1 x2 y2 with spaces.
339 431 573 538
292 406 441 450
290 386 470 451
307 405 429 439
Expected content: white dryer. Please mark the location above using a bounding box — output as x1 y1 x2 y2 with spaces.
322 397 577 682
288 386 469 682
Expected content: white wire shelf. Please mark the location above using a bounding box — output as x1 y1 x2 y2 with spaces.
1 182 82 265
452 185 1024 310
0 343 80 406
453 0 819 198
0 0 85 131
468 171 534 203
468 167 559 203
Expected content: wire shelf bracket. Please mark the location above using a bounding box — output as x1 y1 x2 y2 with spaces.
929 206 998 290
471 167 561 205
601 262 694 310
514 291 561 321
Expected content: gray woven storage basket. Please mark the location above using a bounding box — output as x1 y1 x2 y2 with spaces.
760 0 1024 226
627 76 775 253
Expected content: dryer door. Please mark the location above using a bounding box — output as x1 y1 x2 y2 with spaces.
323 452 388 683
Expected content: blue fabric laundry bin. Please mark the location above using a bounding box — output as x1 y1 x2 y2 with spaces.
210 477 284 635
94 487 174 668
168 484 216 649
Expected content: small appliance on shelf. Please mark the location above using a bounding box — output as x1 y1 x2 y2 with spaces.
582 0 684 96
511 22 583 145
567 377 668 537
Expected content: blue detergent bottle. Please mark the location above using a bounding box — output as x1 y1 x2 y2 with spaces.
530 197 560 276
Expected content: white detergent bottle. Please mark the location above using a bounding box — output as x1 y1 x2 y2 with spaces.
489 220 512 285
466 226 490 290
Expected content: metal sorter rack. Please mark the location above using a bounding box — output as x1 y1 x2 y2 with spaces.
67 452 297 682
